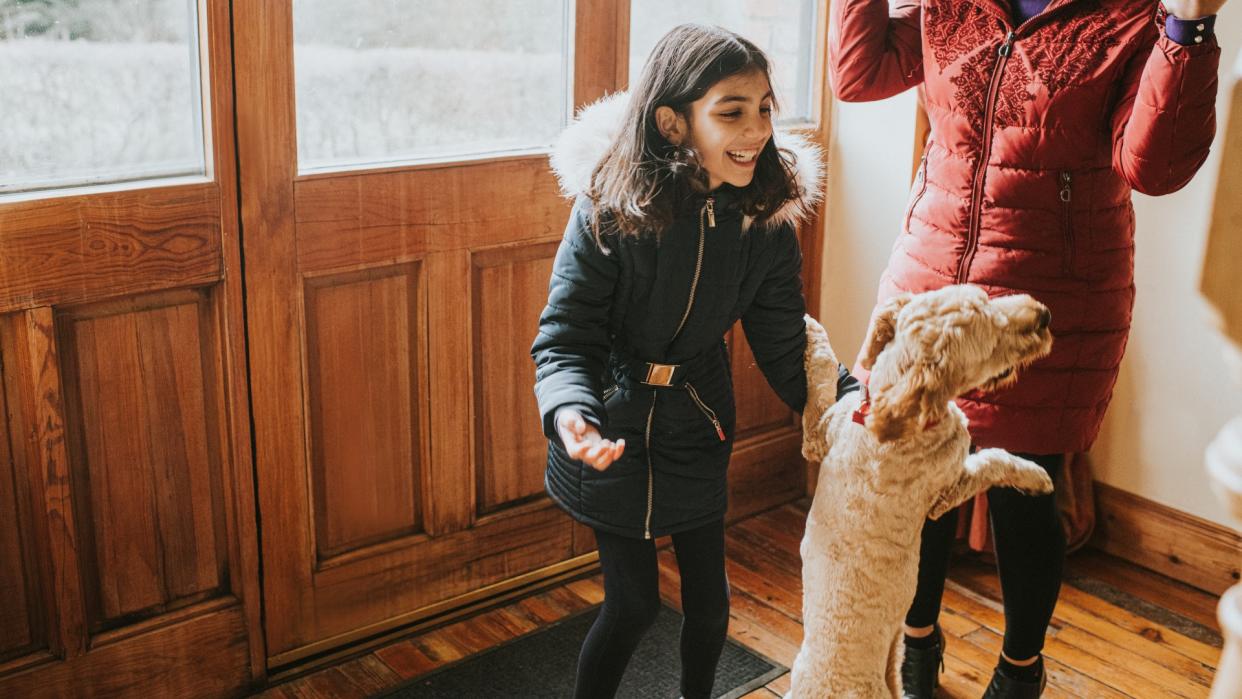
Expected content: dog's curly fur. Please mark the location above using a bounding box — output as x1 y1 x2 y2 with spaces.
789 285 1057 698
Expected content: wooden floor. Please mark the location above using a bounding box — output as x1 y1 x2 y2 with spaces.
254 502 1224 698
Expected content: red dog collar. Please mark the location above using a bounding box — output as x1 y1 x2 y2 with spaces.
850 379 939 430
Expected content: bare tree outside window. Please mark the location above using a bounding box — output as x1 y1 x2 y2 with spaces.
293 0 571 173
0 0 206 196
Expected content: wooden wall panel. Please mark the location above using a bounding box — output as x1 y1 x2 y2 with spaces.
56 290 227 630
1 308 89 660
0 185 222 314
304 265 426 559
1093 482 1242 596
0 355 43 662
730 325 795 439
472 243 558 515
293 162 566 272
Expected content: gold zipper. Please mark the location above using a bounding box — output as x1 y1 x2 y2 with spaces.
685 381 726 441
670 197 711 341
642 196 713 539
643 390 657 539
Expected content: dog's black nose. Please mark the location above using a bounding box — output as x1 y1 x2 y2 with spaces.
1037 307 1051 330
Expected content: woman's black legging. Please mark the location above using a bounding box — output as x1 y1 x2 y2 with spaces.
574 519 730 699
905 452 1066 660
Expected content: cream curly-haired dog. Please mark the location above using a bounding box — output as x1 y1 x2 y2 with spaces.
788 285 1056 698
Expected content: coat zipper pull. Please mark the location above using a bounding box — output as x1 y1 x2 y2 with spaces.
1059 171 1072 202
705 197 716 228
712 419 726 442
998 30 1016 57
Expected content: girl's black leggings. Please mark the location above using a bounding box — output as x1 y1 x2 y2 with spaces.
575 519 730 699
905 452 1066 661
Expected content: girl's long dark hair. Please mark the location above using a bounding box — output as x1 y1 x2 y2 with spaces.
588 24 801 241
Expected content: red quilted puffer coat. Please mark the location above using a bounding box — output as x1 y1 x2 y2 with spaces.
830 0 1220 453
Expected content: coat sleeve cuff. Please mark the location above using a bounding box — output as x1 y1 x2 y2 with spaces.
1164 13 1216 46
835 363 863 401
542 402 603 442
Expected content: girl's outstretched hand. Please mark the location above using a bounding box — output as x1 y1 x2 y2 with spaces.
1163 0 1227 19
555 407 626 471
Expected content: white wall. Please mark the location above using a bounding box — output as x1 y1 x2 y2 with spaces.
818 89 919 367
1091 12 1242 528
817 24 1242 529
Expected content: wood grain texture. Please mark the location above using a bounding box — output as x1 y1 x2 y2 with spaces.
2 308 88 659
730 325 797 440
293 161 567 273
0 601 251 699
0 0 261 692
471 243 557 515
0 184 223 313
260 503 1224 698
56 290 228 630
0 351 42 662
305 265 426 559
573 0 629 107
1093 481 1241 596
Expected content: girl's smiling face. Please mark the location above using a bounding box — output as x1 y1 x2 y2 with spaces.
656 69 775 191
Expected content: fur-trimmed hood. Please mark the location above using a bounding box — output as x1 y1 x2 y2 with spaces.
548 92 825 232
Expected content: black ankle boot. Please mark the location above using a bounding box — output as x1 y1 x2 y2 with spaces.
981 657 1046 698
900 626 944 699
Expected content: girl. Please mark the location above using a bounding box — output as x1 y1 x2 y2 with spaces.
531 23 843 699
829 0 1224 695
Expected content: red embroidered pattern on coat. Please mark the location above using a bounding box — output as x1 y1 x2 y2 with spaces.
994 58 1034 128
928 0 1118 134
947 47 1033 132
925 0 997 70
1024 1 1120 98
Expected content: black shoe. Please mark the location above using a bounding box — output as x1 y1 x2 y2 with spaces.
981 659 1046 698
900 626 944 699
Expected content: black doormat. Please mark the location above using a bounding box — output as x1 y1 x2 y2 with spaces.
375 604 786 699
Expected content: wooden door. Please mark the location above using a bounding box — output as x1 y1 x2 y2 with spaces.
234 0 827 668
0 1 263 696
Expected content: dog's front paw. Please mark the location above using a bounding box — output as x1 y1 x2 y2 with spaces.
1010 458 1055 495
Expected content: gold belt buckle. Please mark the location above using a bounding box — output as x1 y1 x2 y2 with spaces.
644 363 677 386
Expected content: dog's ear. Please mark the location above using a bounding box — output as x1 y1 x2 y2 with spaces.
859 293 912 371
866 344 933 442
867 343 953 443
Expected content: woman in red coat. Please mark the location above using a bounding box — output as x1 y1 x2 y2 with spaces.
830 0 1224 694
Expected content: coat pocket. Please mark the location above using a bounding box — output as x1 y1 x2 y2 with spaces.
903 154 930 234
684 381 726 442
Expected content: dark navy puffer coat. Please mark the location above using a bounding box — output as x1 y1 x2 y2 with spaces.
531 93 825 539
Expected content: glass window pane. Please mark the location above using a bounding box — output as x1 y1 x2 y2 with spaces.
293 0 572 174
630 1 818 124
0 0 207 196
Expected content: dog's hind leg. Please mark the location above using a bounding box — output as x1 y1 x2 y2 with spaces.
886 630 903 698
928 448 1055 520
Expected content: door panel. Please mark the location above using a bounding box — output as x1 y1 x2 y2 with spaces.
57 289 229 632
236 0 622 664
472 243 560 516
237 0 824 667
0 0 262 695
305 264 427 560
